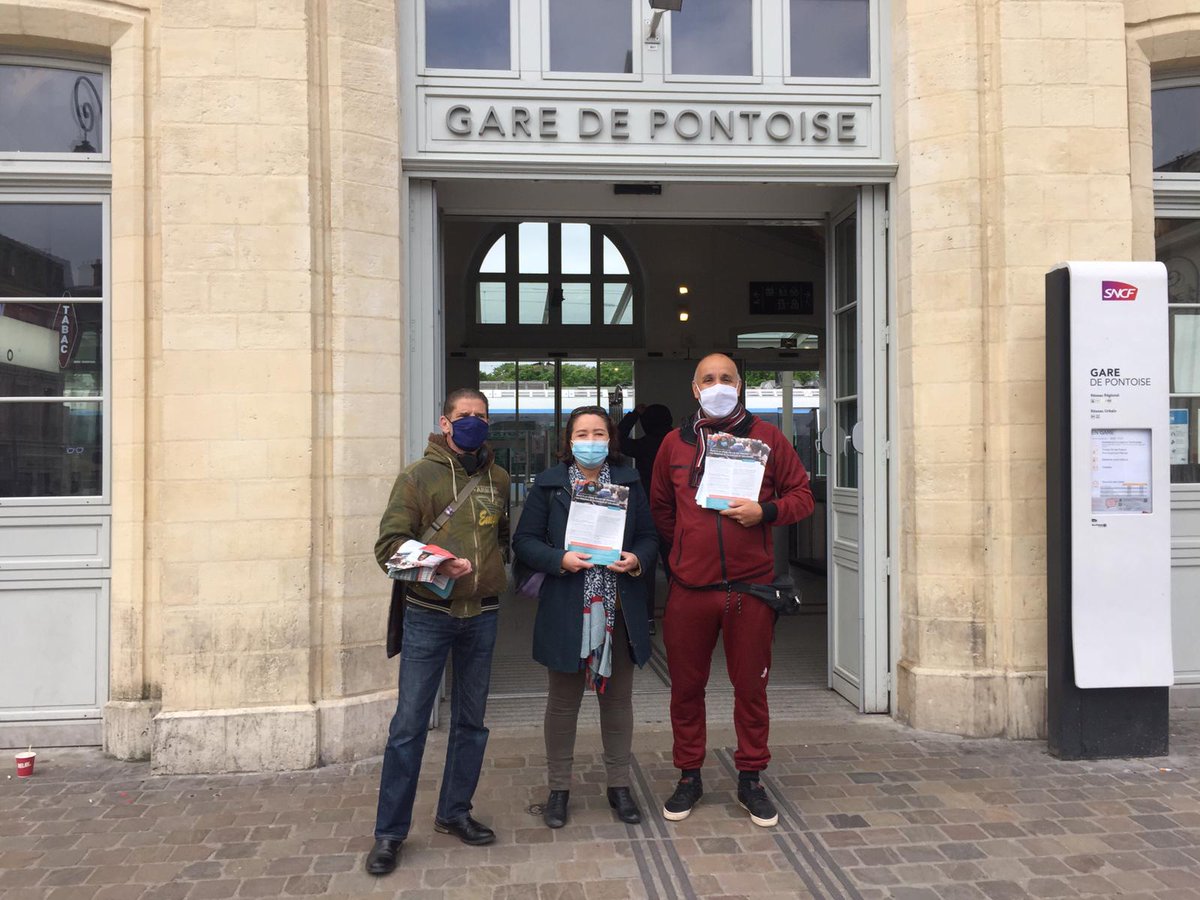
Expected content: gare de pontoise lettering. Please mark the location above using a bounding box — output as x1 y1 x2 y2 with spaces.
444 104 859 145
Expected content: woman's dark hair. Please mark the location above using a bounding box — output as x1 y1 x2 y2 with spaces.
559 406 623 466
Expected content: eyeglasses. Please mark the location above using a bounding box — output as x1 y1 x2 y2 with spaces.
569 405 607 416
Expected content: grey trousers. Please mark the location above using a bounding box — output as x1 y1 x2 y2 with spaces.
544 612 634 791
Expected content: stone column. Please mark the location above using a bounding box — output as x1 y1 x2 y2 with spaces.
151 0 321 773
309 0 404 765
893 0 1132 737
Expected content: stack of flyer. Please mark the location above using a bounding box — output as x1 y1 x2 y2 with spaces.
696 433 771 510
386 539 456 599
564 480 630 566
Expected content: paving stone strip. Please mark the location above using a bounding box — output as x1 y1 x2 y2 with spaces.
3 714 1200 898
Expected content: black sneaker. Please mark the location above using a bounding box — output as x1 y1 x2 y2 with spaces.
737 780 779 827
662 776 703 821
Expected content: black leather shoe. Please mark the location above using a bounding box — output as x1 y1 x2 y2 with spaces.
607 786 642 824
364 838 402 875
543 789 569 829
433 815 496 845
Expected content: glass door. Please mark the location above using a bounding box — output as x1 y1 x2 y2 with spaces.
825 187 890 714
479 358 634 516
742 365 825 574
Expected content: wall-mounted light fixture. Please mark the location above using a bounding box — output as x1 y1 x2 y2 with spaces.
646 0 683 43
678 307 690 322
677 285 689 296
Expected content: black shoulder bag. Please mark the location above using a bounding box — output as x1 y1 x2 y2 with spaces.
386 471 487 658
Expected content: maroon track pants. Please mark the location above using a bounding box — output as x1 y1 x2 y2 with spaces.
663 582 775 772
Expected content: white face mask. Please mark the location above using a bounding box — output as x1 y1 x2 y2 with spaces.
696 383 739 418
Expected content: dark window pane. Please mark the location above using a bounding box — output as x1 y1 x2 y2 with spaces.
1153 85 1200 172
836 400 858 488
0 400 102 497
426 0 510 70
549 0 632 73
791 0 870 78
0 65 104 154
0 204 103 298
1 302 102 397
671 0 752 76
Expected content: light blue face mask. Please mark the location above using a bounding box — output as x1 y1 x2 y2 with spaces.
572 440 609 468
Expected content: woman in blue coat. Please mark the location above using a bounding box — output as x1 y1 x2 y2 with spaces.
512 405 658 830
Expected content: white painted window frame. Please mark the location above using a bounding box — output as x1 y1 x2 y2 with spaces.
1152 75 1200 686
0 193 112 511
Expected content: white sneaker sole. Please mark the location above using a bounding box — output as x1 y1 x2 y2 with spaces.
662 802 696 821
738 799 779 827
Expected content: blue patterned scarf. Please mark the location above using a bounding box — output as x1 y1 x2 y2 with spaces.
571 462 619 693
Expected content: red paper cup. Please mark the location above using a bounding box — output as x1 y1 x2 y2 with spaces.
15 751 35 777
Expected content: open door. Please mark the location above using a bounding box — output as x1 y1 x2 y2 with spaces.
825 187 889 712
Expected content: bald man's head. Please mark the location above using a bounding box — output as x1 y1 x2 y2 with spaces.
692 354 741 405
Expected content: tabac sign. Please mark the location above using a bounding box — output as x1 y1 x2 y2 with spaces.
57 302 80 369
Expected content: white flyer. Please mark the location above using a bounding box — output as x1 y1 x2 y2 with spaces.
564 480 629 566
696 433 770 510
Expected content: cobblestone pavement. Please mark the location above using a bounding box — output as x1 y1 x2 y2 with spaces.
3 713 1200 900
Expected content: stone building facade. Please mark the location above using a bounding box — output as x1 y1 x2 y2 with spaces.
1 0 1197 773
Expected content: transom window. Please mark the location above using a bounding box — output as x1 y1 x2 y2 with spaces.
0 61 106 157
669 0 754 77
1152 79 1200 173
789 0 870 79
424 0 512 71
473 222 636 327
417 0 875 82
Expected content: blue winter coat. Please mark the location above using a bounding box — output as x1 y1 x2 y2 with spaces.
512 462 659 674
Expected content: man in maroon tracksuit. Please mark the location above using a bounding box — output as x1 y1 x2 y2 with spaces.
650 353 814 827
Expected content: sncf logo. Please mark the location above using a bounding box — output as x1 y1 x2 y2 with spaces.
1101 281 1138 301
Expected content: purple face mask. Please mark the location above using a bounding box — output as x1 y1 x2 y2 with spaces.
450 415 489 451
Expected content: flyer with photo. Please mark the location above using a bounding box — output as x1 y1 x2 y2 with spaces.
696 432 771 510
564 480 629 566
385 539 456 598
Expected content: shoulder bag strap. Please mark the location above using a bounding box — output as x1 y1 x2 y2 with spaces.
419 470 487 543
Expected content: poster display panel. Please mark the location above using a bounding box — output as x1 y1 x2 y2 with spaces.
1066 262 1173 688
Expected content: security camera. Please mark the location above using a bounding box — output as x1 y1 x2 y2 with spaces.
649 0 684 9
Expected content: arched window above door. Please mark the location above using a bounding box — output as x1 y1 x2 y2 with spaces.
472 222 636 327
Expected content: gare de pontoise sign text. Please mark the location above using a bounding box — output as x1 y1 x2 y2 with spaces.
434 100 865 148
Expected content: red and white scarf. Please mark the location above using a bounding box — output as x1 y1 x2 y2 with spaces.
686 403 752 488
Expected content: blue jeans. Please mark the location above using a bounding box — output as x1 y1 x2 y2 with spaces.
374 605 498 841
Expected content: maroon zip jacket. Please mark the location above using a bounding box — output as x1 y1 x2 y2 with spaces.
649 416 815 587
